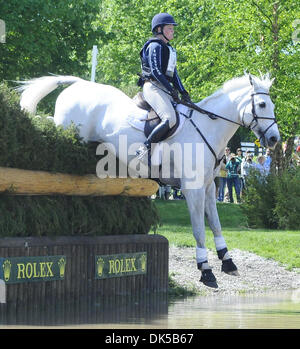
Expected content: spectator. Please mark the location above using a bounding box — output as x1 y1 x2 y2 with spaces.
158 185 165 199
255 155 269 176
265 148 272 169
217 155 227 202
225 147 231 160
164 185 172 200
225 153 241 203
217 148 230 202
236 147 243 193
241 152 255 187
293 146 300 167
236 148 243 162
223 147 231 202
173 188 184 199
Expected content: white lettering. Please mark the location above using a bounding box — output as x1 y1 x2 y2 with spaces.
105 334 139 347
95 135 205 189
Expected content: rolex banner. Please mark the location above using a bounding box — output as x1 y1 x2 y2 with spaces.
95 252 147 279
0 256 66 283
0 252 147 283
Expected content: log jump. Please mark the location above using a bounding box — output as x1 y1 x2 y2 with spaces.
0 167 158 197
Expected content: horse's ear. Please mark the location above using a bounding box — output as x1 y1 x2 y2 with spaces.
249 74 260 90
248 73 254 86
264 72 275 89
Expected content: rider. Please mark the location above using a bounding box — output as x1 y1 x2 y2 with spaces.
136 12 191 160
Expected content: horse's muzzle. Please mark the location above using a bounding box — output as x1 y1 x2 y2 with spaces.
266 135 280 149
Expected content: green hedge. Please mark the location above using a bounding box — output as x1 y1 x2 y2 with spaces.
0 195 159 237
0 83 160 237
241 167 300 230
0 83 98 174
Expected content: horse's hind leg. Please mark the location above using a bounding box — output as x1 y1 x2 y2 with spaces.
183 187 218 288
205 181 239 276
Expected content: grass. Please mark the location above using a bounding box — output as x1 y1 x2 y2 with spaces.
151 199 300 271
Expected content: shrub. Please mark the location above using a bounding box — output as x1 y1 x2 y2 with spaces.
0 82 98 174
0 195 160 237
272 167 300 230
241 167 300 230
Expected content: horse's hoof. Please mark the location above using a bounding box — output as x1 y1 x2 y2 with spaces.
222 258 239 276
200 269 218 289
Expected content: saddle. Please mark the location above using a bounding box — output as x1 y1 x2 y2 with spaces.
133 92 180 140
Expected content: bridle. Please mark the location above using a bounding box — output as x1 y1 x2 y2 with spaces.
243 91 277 143
181 90 277 169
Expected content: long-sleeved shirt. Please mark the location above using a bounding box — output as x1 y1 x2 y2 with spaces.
140 38 186 94
225 159 241 178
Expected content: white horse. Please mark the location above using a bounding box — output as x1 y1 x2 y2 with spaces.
19 72 280 288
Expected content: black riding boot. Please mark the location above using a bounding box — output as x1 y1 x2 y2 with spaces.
136 120 170 160
145 119 170 148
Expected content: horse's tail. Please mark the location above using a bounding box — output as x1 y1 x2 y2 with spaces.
18 75 82 114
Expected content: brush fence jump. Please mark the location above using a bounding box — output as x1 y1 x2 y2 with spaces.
0 167 165 325
0 166 158 196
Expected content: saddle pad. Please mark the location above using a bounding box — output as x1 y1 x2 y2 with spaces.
127 103 189 140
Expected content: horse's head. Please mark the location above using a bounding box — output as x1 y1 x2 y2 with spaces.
239 73 280 149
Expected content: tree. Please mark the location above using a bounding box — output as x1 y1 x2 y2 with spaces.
94 0 299 164
0 0 103 81
1 0 298 157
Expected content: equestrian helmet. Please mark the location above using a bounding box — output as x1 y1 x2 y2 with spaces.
151 13 178 33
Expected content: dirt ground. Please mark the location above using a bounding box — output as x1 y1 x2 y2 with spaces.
169 246 300 296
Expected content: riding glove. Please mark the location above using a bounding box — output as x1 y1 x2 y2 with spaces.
181 91 192 103
170 89 181 103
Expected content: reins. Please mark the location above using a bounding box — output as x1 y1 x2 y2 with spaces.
145 79 277 169
180 92 277 169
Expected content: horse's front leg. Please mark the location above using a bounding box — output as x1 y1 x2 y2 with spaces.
182 187 218 288
205 180 239 276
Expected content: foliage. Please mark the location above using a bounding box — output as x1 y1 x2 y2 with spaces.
0 82 98 174
0 82 160 237
0 0 106 113
272 167 300 229
241 167 300 230
0 195 160 237
94 0 299 139
0 0 102 81
1 0 298 136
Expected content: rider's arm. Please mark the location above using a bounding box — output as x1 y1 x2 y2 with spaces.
172 67 187 94
147 42 175 94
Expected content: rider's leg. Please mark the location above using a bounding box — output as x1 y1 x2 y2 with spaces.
136 82 176 159
143 81 177 128
144 119 170 148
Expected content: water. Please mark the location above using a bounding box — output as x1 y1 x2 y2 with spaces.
1 290 299 329
162 290 300 329
93 290 300 329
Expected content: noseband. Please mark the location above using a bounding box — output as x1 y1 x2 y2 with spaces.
243 92 277 143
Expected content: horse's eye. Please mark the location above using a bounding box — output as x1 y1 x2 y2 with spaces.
259 102 266 108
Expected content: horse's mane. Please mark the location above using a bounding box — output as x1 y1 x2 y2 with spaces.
198 72 273 107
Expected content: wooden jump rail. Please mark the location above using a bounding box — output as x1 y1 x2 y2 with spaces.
0 166 158 197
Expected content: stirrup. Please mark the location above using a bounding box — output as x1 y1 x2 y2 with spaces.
136 145 149 160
